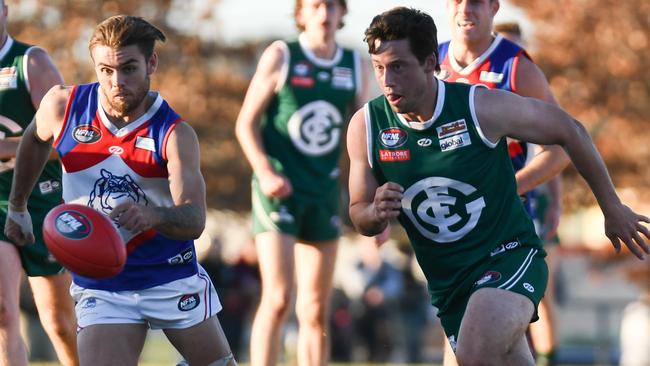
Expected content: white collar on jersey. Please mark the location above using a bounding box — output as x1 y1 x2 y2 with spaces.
448 33 504 76
97 89 164 137
395 78 446 131
298 32 343 68
0 36 15 61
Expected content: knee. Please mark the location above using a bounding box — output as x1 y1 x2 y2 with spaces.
0 298 20 331
295 298 327 328
455 345 500 366
39 310 76 339
260 290 292 319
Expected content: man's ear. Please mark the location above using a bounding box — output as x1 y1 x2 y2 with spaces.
147 52 158 75
424 54 438 73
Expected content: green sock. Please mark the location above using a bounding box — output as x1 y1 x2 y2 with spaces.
536 350 556 366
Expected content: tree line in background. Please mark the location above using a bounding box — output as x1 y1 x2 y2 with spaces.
8 0 650 212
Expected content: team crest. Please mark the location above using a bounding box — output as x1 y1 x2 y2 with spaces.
402 177 486 243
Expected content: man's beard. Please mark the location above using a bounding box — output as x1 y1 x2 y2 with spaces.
106 76 150 117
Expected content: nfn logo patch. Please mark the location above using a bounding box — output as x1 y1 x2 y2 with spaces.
178 294 200 311
55 211 92 240
72 125 102 144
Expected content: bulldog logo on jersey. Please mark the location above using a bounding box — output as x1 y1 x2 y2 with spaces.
88 169 149 215
287 100 342 156
402 177 486 243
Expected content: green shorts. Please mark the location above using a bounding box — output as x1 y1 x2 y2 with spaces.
0 200 64 277
251 179 341 242
437 245 548 347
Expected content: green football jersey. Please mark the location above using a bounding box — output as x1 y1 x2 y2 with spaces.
0 37 62 208
365 79 542 310
259 37 361 198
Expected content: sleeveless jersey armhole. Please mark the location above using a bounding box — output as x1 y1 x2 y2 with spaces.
274 41 290 93
509 50 530 93
53 85 78 149
363 103 373 169
469 84 500 148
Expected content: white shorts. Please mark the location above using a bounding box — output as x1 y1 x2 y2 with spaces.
71 265 222 330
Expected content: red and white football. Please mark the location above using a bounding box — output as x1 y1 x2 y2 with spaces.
43 204 125 279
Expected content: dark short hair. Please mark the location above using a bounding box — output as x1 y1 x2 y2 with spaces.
364 7 440 72
89 15 166 60
294 0 347 31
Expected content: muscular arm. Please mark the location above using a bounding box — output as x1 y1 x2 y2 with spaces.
9 86 67 211
5 86 68 245
347 108 403 236
477 89 650 258
512 56 569 194
234 41 292 198
0 48 63 161
111 122 207 240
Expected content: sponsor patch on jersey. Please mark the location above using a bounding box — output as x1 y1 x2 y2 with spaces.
490 239 521 257
475 271 502 286
0 67 17 90
317 71 330 82
480 70 504 84
167 247 195 265
135 136 156 152
38 179 61 195
417 138 433 147
379 127 407 148
294 62 311 76
439 132 471 152
379 149 410 162
436 119 467 139
108 145 124 155
332 66 354 90
177 294 200 311
72 125 102 144
291 76 314 88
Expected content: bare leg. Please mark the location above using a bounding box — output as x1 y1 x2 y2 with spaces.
165 316 234 366
529 246 558 363
294 240 338 366
455 288 535 366
443 337 459 366
77 323 147 366
0 242 28 366
250 232 295 366
29 272 79 366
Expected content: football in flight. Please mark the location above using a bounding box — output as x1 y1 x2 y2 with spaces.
43 203 125 279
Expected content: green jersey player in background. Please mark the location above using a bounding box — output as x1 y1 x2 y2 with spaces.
234 0 369 365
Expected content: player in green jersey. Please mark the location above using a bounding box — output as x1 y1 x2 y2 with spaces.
0 1 78 365
347 7 650 366
234 0 369 365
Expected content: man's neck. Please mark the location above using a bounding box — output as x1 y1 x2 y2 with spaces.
451 34 495 68
300 32 337 60
100 92 155 129
401 76 438 123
